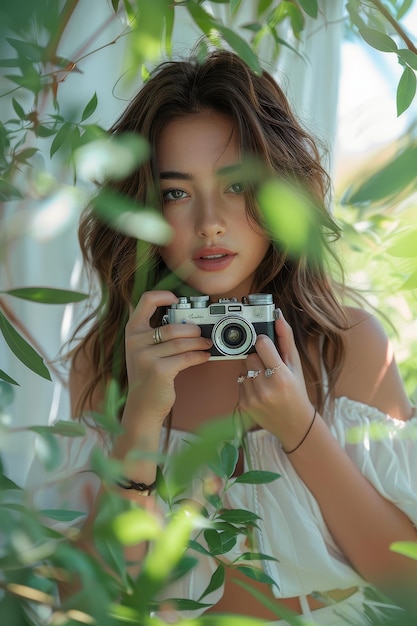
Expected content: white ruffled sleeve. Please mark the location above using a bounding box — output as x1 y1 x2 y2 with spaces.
25 423 111 533
331 397 417 526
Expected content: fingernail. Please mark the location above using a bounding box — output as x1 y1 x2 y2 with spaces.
273 308 281 320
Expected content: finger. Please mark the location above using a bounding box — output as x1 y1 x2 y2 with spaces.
128 290 178 333
273 310 300 367
147 322 205 346
253 333 285 369
148 332 212 355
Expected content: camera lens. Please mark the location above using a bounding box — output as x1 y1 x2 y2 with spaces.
212 316 256 357
222 324 245 348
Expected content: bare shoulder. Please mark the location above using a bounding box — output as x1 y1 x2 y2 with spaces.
69 340 105 417
335 306 412 420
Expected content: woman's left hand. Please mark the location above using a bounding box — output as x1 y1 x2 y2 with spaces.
237 310 315 450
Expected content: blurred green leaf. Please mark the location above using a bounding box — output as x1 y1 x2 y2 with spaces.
92 189 173 245
216 25 262 74
387 230 417 258
31 430 61 471
0 380 15 409
391 541 417 560
258 179 317 256
39 509 86 522
342 145 417 205
397 66 416 116
298 0 318 18
112 507 162 545
359 27 398 52
0 310 51 381
402 269 417 290
2 287 88 304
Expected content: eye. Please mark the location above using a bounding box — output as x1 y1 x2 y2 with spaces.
227 181 245 194
162 188 188 202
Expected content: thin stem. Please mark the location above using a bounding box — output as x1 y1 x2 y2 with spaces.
366 0 417 55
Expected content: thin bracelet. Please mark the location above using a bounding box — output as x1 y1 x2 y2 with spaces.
116 477 157 496
283 408 317 455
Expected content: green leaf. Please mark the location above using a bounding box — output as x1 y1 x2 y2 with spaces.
234 470 280 485
50 122 72 157
298 0 318 18
15 147 38 163
32 431 62 471
81 93 98 122
220 441 239 478
188 539 212 556
236 551 279 562
0 380 15 409
0 178 23 200
3 287 89 304
216 25 262 74
0 370 19 386
258 179 319 258
235 565 277 587
6 37 43 62
199 564 225 600
342 145 417 205
397 48 417 71
397 66 416 116
401 269 417 290
391 541 417 561
0 311 51 381
218 509 260 524
12 98 25 119
387 230 417 258
36 420 86 437
39 509 86 522
171 598 212 611
359 28 398 53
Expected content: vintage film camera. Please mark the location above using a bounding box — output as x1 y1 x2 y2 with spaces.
163 293 275 359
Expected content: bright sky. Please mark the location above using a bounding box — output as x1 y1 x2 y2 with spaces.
335 4 416 171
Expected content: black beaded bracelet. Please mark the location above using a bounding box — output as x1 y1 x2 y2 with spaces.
116 477 157 496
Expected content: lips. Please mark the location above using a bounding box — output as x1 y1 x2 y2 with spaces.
193 247 236 271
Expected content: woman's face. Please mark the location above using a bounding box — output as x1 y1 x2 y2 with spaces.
157 110 270 301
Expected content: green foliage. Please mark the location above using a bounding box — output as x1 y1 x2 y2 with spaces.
1 1 417 624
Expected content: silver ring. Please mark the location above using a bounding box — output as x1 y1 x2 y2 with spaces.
153 326 163 344
237 369 263 383
264 364 282 378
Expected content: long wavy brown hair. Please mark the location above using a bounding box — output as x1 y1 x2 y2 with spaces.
72 49 352 419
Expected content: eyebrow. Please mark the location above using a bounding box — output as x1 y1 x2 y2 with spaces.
159 163 243 181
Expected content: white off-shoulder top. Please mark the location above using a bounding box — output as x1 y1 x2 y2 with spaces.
26 396 417 618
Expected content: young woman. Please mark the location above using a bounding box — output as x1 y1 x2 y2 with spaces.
32 50 417 624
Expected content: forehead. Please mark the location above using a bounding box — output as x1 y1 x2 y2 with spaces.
157 111 240 171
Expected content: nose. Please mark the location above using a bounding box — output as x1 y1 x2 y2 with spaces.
195 193 226 238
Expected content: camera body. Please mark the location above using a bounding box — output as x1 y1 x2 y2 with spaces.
163 293 275 360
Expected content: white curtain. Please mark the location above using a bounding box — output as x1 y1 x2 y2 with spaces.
1 0 344 485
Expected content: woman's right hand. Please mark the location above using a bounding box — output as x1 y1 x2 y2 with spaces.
123 290 212 430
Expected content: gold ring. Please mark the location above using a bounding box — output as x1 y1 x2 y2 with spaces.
153 327 163 344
